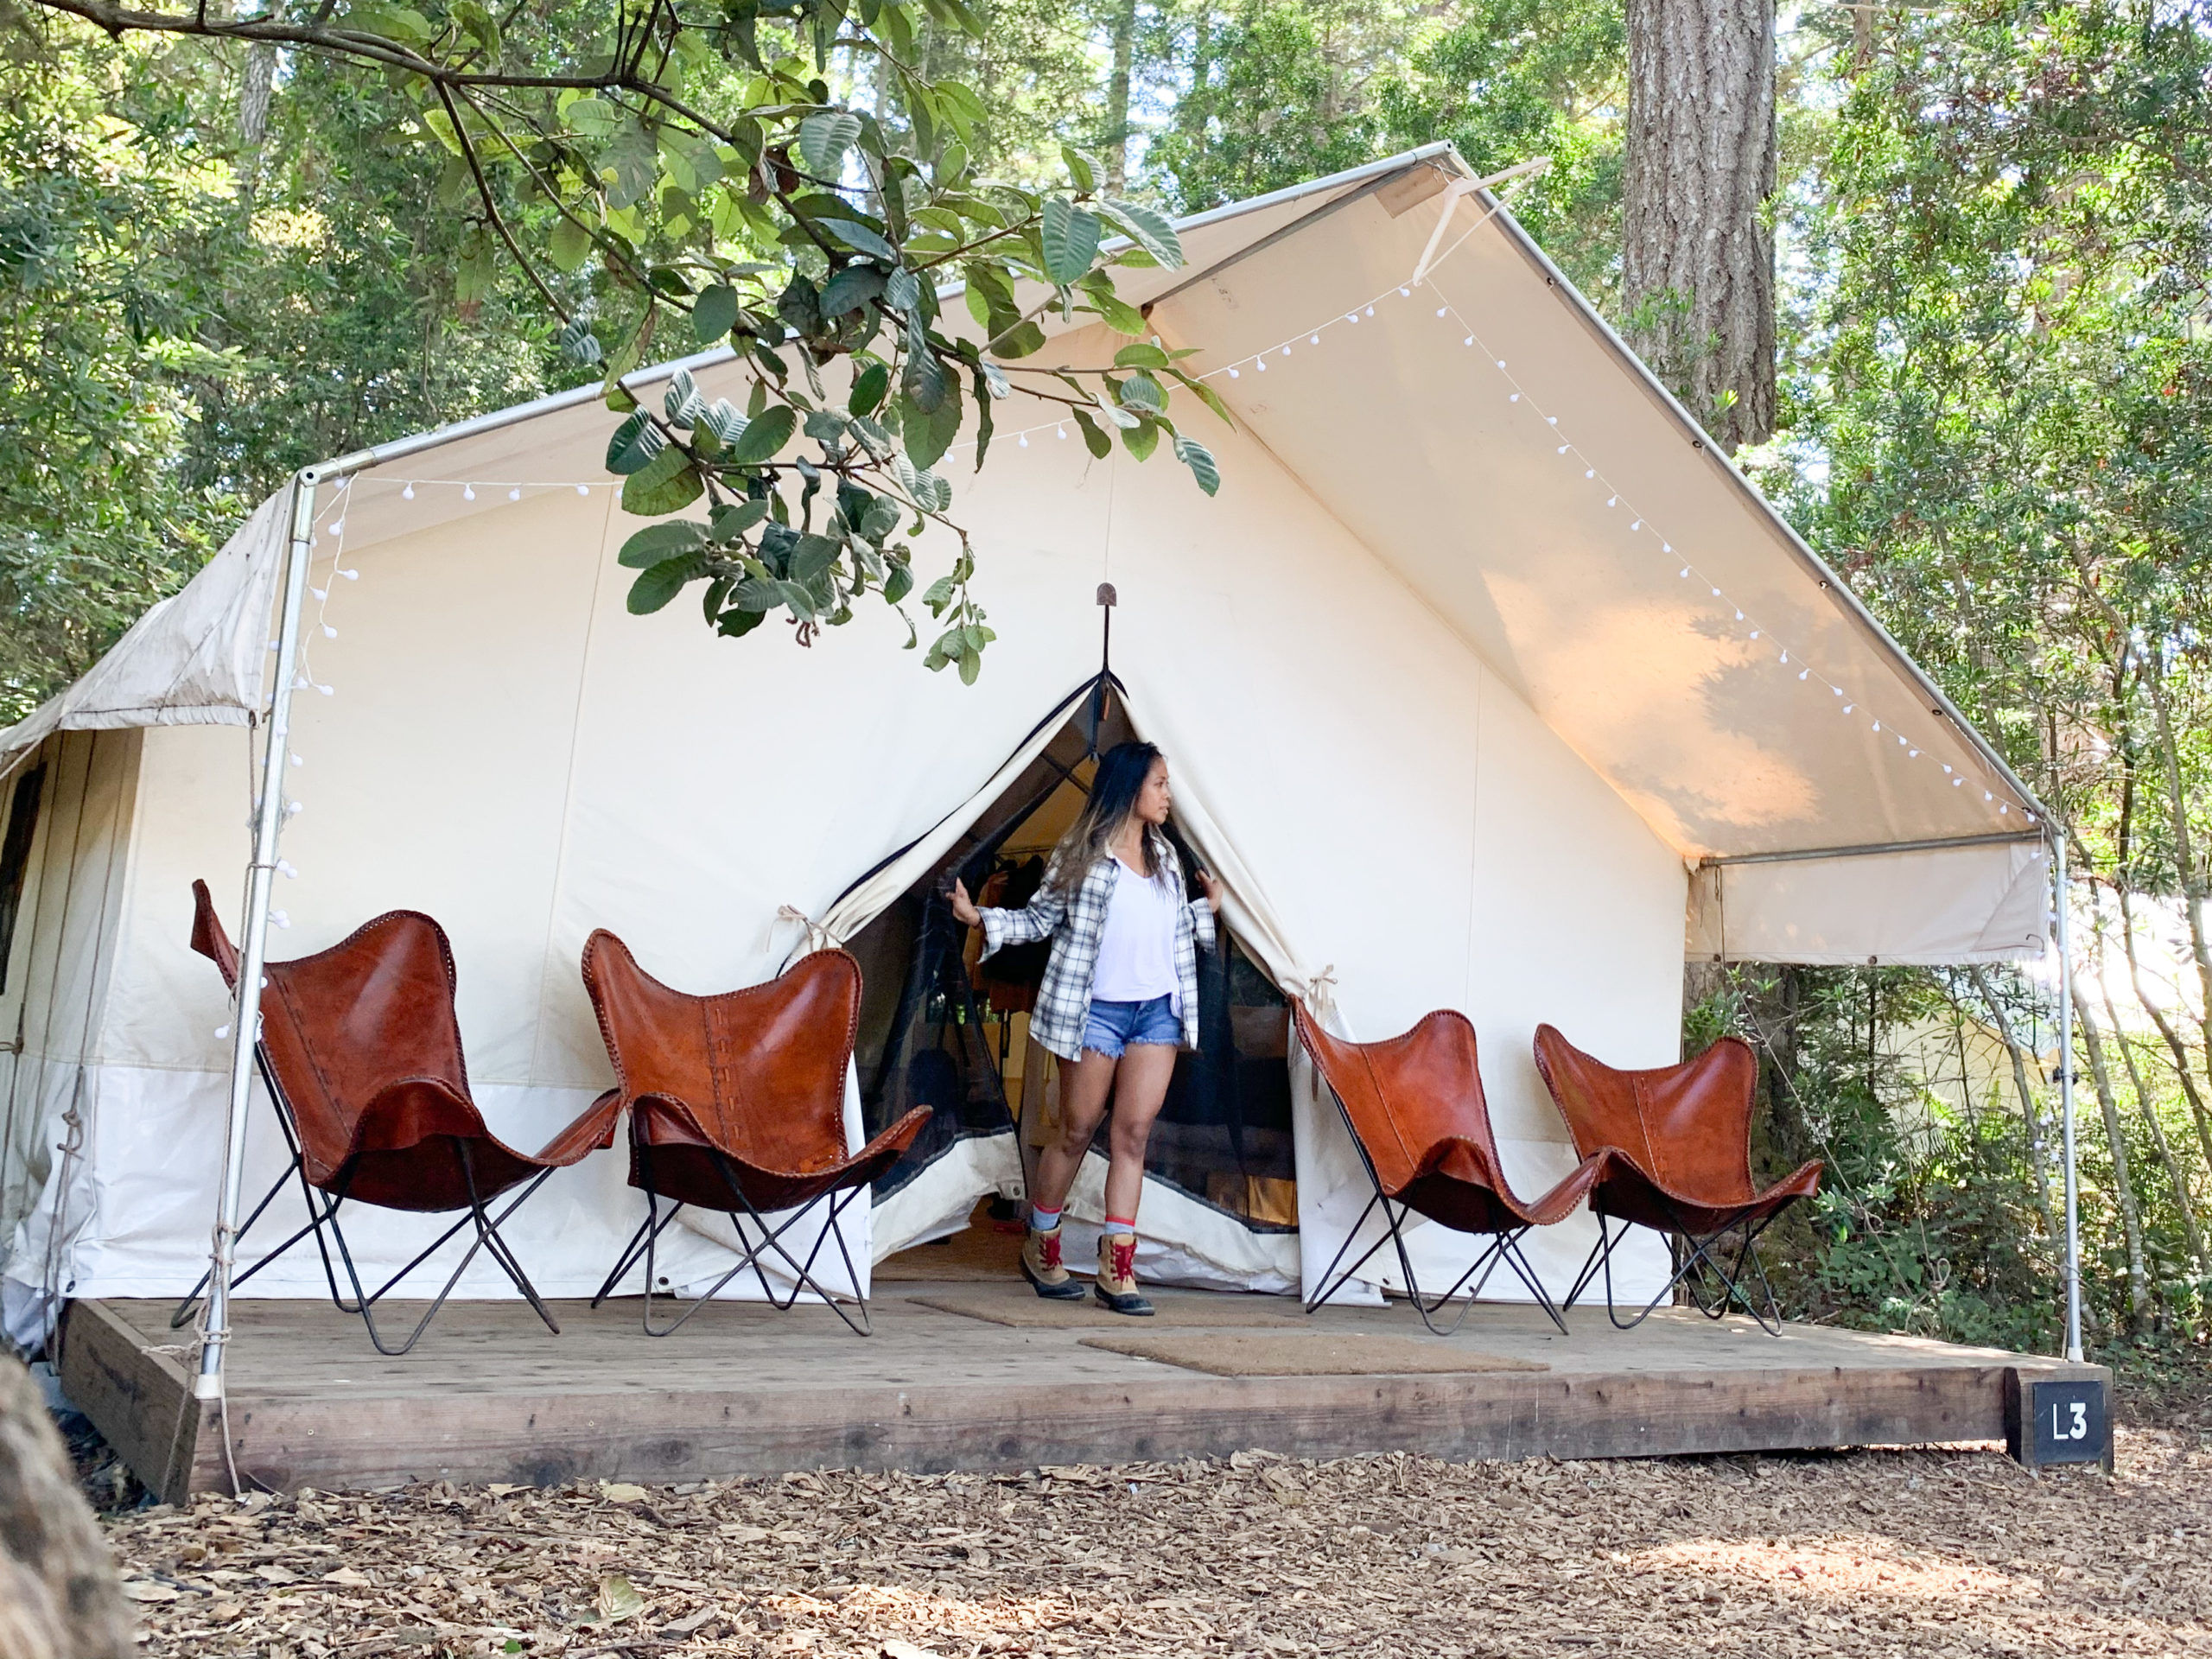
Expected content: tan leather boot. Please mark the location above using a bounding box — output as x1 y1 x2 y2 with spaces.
1093 1232 1154 1316
1020 1224 1085 1300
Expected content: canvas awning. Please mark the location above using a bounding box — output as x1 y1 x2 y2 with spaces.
0 145 2050 967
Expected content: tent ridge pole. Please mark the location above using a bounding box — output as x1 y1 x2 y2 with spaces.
2055 830 2082 1363
1699 830 2046 868
196 467 317 1402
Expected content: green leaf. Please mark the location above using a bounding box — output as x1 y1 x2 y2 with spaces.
819 264 887 319
692 284 741 343
987 320 1046 359
849 360 890 419
816 219 898 262
605 412 664 475
718 607 768 638
1096 197 1184 270
791 533 842 583
1114 341 1171 370
1122 416 1160 461
1084 290 1148 335
345 2 434 44
618 521 708 569
1174 433 1221 496
1061 144 1099 194
1040 199 1102 286
798 111 862 178
903 332 951 414
563 96 620 140
1071 406 1112 459
621 446 704 516
1116 372 1166 413
549 217 594 274
899 382 963 470
626 556 698 615
1095 392 1141 430
598 124 660 212
1173 371 1235 426
884 562 914 605
725 403 797 466
709 499 770 542
883 267 921 314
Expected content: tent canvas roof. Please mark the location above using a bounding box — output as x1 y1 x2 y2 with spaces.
0 145 2050 965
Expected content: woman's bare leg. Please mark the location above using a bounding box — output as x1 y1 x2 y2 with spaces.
1030 1048 1118 1215
1101 1043 1178 1222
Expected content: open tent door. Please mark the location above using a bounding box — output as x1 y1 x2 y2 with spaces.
825 678 1300 1293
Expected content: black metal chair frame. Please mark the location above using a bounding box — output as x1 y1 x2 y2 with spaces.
589 1138 874 1338
1560 1196 1787 1336
171 1048 563 1357
1304 1086 1569 1337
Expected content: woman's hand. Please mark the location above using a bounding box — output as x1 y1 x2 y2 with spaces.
1196 868 1224 914
949 877 982 927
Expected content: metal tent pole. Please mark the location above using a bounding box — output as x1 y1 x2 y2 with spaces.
2054 830 2082 1363
195 467 319 1402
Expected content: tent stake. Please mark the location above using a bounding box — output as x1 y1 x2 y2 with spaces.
2055 830 2082 1363
196 467 319 1404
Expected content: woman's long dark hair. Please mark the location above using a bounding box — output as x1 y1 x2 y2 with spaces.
1049 741 1166 894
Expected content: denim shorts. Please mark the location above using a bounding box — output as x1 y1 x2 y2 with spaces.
1081 994 1181 1058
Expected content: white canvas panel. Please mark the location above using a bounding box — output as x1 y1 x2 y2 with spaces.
1688 838 2051 966
0 491 290 773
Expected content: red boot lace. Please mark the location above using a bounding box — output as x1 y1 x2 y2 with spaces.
1038 1230 1063 1270
1109 1236 1138 1284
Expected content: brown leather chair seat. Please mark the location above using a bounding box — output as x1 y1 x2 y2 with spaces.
1533 1024 1822 1333
582 930 931 1336
1294 1002 1606 1334
181 880 622 1356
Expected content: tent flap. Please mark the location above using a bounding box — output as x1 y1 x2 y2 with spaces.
1688 837 2050 966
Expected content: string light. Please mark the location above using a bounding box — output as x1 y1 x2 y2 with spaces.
463 485 476 500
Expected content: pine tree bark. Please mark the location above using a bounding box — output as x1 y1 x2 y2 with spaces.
1 1356 133 1659
1103 0 1141 193
1622 0 1777 452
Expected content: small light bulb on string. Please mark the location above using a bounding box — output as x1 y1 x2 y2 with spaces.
1547 416 1558 426
463 485 476 501
1833 687 1843 697
1343 315 1356 327
1311 333 1321 345
1585 468 1595 479
1679 568 1690 578
1662 543 1672 553
1630 519 1642 531
2000 803 2010 814
285 799 305 817
1256 358 1268 372
1364 305 1374 316
508 486 522 502
1733 610 1744 620
1497 360 1506 370
322 624 338 639
1019 433 1029 448
1229 366 1241 378
1057 425 1068 439
1558 445 1569 454
1749 629 1760 639
311 588 327 601
1872 721 1881 732
1800 670 1810 681
270 910 291 930
1909 748 1920 758
277 860 298 879
1843 703 1854 714
215 1024 231 1040
402 483 416 500
577 485 591 496
1462 335 1474 347
1399 287 1411 297
289 752 303 767
1281 346 1290 357
1954 777 1964 787
339 569 358 581
1779 650 1789 663
1942 765 1953 773
317 683 334 696
1711 587 1722 597
1607 495 1618 506
329 519 345 537
1435 307 1448 318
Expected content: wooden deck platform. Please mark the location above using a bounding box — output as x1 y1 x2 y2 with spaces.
58 1270 2104 1504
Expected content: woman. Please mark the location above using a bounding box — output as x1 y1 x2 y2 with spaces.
950 741 1222 1316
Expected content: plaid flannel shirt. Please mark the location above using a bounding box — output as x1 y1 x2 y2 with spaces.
977 835 1217 1063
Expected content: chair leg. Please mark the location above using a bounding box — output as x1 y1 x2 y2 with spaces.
635 1177 874 1338
171 1156 305 1328
1303 1192 1399 1315
1492 1229 1571 1335
454 1147 562 1337
1597 1208 1789 1336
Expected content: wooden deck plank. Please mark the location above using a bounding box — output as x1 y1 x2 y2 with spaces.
66 1290 2098 1496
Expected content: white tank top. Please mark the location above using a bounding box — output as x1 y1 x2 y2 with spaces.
1089 859 1180 1002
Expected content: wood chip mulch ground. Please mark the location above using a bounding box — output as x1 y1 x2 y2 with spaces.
101 1431 2210 1658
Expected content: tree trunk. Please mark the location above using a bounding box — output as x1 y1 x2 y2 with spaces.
1621 0 1777 452
1103 0 1141 193
2071 984 2153 1332
1 1355 134 1659
1970 965 2059 1240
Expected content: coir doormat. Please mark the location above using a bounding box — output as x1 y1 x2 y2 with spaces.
1077 1332 1552 1376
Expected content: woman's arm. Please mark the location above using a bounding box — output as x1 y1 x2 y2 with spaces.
950 874 1068 957
1191 868 1221 952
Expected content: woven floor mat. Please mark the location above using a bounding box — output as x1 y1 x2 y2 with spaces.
1077 1332 1553 1376
906 1286 1306 1328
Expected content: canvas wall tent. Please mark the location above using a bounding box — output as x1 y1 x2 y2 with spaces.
0 144 2063 1360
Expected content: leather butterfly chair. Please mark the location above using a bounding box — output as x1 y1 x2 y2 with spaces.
177 880 624 1356
1293 1001 1607 1335
581 931 931 1337
1532 1025 1823 1335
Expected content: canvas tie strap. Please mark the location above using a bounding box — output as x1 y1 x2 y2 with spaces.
1287 963 1339 1022
777 905 840 959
